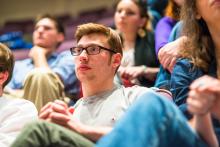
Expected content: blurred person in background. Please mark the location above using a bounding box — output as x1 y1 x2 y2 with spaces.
155 0 184 56
115 0 159 87
4 14 80 111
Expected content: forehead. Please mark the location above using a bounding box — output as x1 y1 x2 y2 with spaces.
77 33 109 47
35 18 56 28
117 0 139 10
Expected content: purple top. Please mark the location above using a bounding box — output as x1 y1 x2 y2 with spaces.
155 16 178 56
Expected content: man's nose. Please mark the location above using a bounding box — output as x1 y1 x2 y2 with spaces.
79 50 88 61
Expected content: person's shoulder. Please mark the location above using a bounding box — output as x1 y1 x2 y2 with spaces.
15 58 32 65
0 97 37 112
6 97 34 105
123 85 150 93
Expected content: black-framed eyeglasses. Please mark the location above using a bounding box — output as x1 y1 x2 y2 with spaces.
70 45 117 56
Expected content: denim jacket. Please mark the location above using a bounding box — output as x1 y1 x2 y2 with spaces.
170 58 217 118
170 58 220 142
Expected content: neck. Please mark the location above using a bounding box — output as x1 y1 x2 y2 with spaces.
209 26 220 57
81 79 115 97
209 25 220 78
122 33 137 50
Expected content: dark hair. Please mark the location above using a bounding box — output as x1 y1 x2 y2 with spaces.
132 0 149 18
0 43 14 88
179 0 213 72
35 14 65 35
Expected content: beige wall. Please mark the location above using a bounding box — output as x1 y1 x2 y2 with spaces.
0 0 118 26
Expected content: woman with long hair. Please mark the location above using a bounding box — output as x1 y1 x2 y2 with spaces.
115 0 159 87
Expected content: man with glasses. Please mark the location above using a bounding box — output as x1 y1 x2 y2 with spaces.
11 23 154 146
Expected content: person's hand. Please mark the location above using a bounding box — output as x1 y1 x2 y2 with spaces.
158 36 186 72
118 66 146 80
39 100 73 127
187 76 220 119
29 45 49 59
28 46 52 68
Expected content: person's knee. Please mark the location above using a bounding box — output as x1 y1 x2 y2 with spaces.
135 91 174 116
25 68 56 82
138 91 168 107
24 120 49 133
24 68 63 88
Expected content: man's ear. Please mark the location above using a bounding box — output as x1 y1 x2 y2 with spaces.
0 71 9 86
112 53 122 68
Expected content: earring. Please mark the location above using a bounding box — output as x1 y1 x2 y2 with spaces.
137 28 146 38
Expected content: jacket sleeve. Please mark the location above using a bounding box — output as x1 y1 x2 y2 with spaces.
170 58 204 119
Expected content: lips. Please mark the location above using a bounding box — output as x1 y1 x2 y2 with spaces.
77 64 91 71
212 0 220 6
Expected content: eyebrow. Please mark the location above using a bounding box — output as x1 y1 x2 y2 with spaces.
77 43 103 47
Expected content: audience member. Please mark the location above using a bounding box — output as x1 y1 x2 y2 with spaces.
115 0 159 87
0 43 37 146
4 14 80 111
10 23 156 146
167 0 220 143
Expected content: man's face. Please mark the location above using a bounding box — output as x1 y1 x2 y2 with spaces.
74 33 116 83
33 18 63 49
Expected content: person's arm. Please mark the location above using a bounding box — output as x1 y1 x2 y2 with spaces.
0 99 38 146
28 46 51 69
155 17 176 56
189 114 218 147
67 120 112 142
189 75 220 119
187 75 220 147
158 36 187 72
118 66 159 82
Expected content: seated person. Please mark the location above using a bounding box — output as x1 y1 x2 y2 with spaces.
0 43 38 146
10 23 160 146
169 0 219 122
114 0 159 87
4 14 80 111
